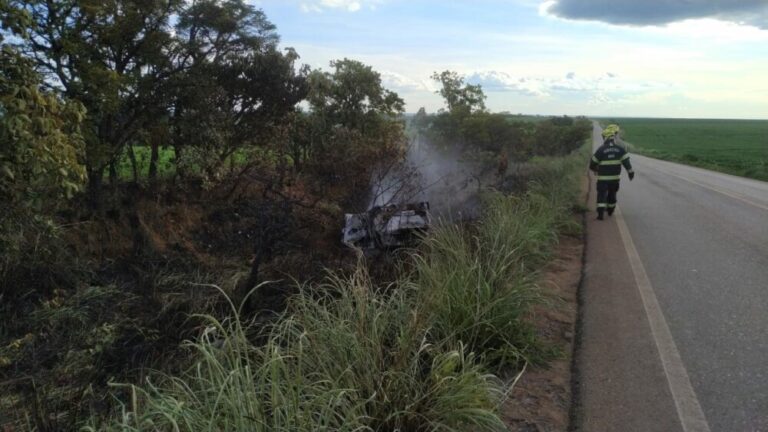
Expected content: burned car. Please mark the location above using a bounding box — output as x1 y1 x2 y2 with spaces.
342 202 431 250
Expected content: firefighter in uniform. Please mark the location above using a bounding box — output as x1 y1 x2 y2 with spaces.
590 124 635 220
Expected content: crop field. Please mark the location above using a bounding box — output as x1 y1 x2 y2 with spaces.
606 118 768 181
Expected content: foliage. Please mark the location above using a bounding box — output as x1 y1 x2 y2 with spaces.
605 117 768 182
1 3 593 429
431 70 486 115
0 45 85 207
417 72 589 164
168 0 308 183
308 58 405 131
529 116 591 157
12 0 181 198
300 58 407 210
413 144 587 368
87 145 589 430
90 276 507 432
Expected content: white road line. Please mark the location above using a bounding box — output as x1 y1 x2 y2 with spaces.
640 162 768 212
614 208 712 432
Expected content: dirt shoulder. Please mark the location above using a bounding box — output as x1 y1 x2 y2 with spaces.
501 231 583 432
501 173 588 432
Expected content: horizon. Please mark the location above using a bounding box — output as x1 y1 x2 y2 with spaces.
256 0 768 120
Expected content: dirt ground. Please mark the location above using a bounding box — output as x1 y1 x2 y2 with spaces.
501 177 588 432
501 233 583 432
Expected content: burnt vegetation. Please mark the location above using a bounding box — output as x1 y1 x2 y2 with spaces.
0 1 590 429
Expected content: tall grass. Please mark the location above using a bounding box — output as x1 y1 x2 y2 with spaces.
88 146 588 431
415 146 587 368
90 273 507 431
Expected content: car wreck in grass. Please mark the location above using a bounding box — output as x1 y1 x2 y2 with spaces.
342 202 431 250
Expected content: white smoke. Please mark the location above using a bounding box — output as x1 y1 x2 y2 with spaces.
368 135 487 220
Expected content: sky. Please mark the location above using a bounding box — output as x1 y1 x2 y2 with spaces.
254 0 768 119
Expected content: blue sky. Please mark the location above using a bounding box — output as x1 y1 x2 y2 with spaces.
255 0 768 119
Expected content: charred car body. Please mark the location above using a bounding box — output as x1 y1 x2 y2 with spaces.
342 202 431 250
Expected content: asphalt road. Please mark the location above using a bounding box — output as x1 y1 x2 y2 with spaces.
575 123 768 432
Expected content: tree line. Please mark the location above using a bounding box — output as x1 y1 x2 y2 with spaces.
3 0 589 216
1 0 410 216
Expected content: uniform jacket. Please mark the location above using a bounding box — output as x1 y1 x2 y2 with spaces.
590 139 634 182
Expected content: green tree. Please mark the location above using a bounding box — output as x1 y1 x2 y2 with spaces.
13 0 180 204
530 116 591 157
431 70 486 114
168 0 308 181
308 58 404 132
304 58 406 209
1 4 86 302
1 8 85 208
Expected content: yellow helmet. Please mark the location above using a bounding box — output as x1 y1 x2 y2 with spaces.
602 124 620 139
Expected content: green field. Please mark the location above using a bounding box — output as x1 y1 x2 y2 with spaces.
604 118 768 182
108 146 252 181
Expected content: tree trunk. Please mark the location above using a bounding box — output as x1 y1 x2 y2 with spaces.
149 141 159 185
87 167 104 209
109 161 118 186
173 143 184 178
127 145 139 184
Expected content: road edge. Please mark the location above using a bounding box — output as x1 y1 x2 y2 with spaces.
567 169 591 432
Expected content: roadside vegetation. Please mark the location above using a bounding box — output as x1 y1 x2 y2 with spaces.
1 1 589 429
603 118 768 181
85 147 588 431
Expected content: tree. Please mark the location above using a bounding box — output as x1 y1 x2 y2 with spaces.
530 116 591 157
303 58 406 210
13 0 180 204
431 70 486 115
168 0 308 182
308 58 404 132
1 8 85 209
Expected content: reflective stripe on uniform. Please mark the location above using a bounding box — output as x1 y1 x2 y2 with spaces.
607 203 616 208
599 160 623 165
621 153 630 161
597 175 621 181
597 203 608 208
592 155 599 163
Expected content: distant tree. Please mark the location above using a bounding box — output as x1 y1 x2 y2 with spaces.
410 107 430 137
431 70 486 114
530 117 591 156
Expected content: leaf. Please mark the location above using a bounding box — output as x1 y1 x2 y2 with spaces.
1 165 15 180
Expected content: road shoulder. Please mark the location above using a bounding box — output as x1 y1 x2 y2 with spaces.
571 195 683 432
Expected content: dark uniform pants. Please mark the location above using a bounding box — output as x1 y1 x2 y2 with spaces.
596 180 620 215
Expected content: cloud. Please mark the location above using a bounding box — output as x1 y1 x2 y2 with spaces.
464 71 550 96
300 0 382 13
543 0 768 29
379 71 429 93
464 70 673 106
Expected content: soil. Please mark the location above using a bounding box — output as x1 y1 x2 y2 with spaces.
501 176 588 432
501 233 583 432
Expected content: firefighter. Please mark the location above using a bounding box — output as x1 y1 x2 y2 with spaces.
590 124 635 220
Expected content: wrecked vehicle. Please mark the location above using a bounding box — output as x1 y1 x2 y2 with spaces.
342 202 431 250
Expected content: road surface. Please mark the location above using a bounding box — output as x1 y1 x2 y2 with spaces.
574 123 768 432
